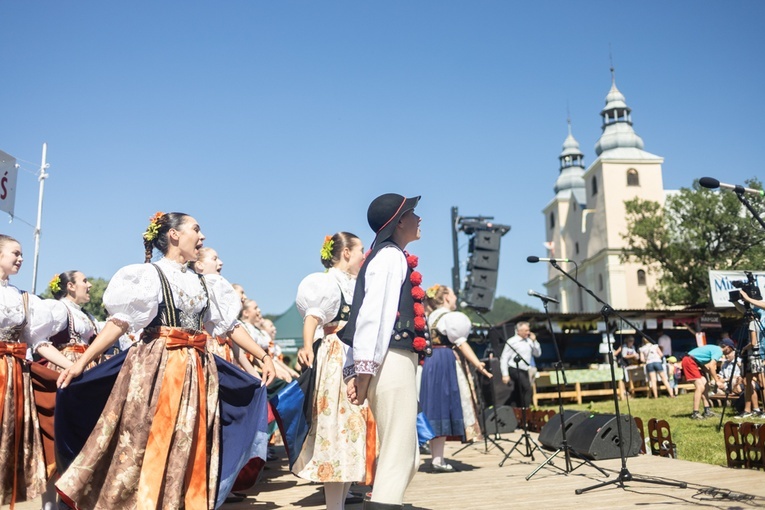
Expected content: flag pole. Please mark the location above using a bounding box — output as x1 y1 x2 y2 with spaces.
31 142 49 294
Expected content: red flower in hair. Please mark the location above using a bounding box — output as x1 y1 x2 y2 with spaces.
410 271 422 286
411 286 425 301
413 337 427 351
406 254 419 269
413 303 425 317
414 316 426 331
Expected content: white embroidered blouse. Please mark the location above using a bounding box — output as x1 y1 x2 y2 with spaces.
102 258 241 337
0 282 56 344
295 267 356 341
32 298 99 352
427 308 472 347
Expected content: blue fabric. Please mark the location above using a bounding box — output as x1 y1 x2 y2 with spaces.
54 349 129 472
271 377 311 469
419 347 465 438
688 344 723 364
215 356 268 508
416 411 436 446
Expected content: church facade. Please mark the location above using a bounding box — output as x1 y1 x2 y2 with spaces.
543 75 670 312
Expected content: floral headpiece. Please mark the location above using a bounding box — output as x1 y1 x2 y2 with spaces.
320 235 334 261
49 274 61 294
143 212 165 242
425 284 441 299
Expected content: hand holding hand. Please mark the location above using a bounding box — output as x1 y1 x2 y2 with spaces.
57 362 84 389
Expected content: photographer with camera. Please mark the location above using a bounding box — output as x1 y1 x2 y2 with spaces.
734 287 765 418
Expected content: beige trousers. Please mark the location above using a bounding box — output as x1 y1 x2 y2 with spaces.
368 349 420 505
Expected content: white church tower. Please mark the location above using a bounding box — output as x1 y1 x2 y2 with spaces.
544 72 666 313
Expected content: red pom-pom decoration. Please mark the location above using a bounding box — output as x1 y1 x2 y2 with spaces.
396 311 401 319
413 303 425 317
411 286 425 301
410 271 423 286
419 358 425 366
413 337 427 351
406 254 419 269
414 316 427 331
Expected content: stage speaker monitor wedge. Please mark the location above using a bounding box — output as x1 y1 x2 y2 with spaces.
483 405 517 435
538 410 590 450
566 413 642 460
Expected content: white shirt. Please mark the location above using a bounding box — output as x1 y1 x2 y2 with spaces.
657 334 672 356
345 245 407 378
0 283 55 345
33 298 99 352
295 267 355 340
500 334 541 377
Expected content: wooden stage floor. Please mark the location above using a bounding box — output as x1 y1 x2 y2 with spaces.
10 430 765 509
235 431 765 510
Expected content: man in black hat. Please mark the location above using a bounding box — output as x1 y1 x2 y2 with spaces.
343 193 422 510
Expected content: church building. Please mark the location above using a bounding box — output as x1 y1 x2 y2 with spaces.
543 74 669 313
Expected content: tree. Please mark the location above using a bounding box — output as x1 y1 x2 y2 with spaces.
463 295 537 325
38 276 110 320
621 178 765 307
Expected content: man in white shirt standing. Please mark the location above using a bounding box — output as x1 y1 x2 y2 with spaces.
500 321 541 408
344 193 425 510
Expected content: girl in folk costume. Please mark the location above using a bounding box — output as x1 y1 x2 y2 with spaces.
192 247 257 373
55 212 276 509
0 235 60 508
35 271 100 372
293 232 368 510
420 284 491 472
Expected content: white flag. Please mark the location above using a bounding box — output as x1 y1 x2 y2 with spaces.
0 150 18 217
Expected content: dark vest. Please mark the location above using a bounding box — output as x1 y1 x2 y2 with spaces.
342 241 416 352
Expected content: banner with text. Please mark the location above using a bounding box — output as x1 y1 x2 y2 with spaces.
0 150 18 217
708 270 765 308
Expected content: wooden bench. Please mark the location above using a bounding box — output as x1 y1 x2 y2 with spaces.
624 365 694 397
532 368 626 407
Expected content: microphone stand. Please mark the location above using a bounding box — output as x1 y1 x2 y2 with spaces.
498 342 547 466
546 260 687 494
526 296 608 480
732 188 765 232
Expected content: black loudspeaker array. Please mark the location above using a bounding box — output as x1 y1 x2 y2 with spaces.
463 231 502 311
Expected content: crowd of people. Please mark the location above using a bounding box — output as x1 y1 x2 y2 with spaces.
1 193 496 510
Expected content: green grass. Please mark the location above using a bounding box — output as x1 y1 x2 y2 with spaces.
539 393 746 467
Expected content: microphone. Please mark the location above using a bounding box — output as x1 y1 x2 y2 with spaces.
699 177 764 196
527 289 559 304
527 256 571 263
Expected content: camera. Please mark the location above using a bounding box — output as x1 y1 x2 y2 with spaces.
729 271 763 302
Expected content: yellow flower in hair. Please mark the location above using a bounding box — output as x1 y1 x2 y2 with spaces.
49 274 61 294
320 235 334 261
426 284 440 299
143 211 165 242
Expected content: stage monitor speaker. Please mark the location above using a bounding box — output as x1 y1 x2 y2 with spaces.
483 405 517 434
566 414 642 460
478 358 511 406
538 410 590 450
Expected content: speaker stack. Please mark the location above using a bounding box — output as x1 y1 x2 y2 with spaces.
538 412 641 460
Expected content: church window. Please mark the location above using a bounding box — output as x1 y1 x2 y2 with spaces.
592 176 598 196
637 269 647 286
549 212 555 229
627 168 640 186
598 274 604 291
575 242 580 255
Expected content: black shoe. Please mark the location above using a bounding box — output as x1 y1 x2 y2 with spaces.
419 443 431 455
345 491 365 504
690 411 705 420
224 493 245 503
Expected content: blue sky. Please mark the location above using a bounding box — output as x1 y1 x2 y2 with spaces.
1 1 764 316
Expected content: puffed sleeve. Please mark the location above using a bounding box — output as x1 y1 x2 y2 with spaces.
29 299 68 352
102 264 162 333
438 311 472 347
295 272 340 326
202 274 242 337
22 294 58 344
